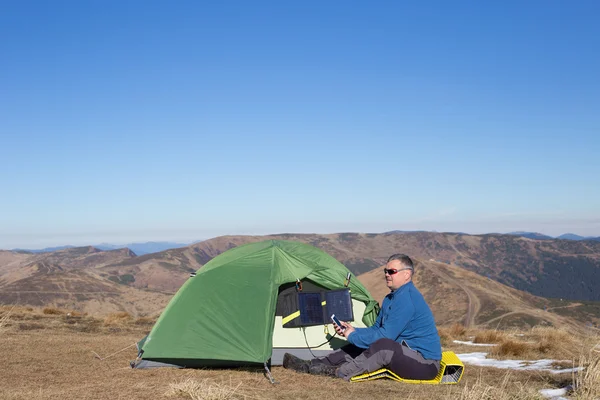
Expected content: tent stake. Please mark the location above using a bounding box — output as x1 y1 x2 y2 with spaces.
264 362 278 384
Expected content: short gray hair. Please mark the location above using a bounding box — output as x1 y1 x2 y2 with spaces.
387 254 414 271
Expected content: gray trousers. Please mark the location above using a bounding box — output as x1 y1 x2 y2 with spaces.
320 338 440 381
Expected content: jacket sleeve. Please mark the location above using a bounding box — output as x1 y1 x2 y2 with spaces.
347 292 415 349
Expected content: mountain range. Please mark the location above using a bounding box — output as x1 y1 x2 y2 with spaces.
1 231 600 331
12 241 190 256
9 232 600 255
507 232 600 241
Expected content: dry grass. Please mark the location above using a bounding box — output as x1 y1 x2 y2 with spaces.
572 342 600 399
0 307 595 400
0 323 520 400
43 307 64 315
18 322 45 331
134 316 156 326
475 326 582 360
0 305 33 313
3 306 150 335
103 311 133 326
458 370 544 400
447 323 468 338
473 329 507 344
66 310 87 318
0 305 15 329
491 339 532 357
438 323 468 345
166 378 244 400
529 326 578 358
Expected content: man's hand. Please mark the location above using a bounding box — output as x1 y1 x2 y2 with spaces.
333 321 355 338
340 321 355 337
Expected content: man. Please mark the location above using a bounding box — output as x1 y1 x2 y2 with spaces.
283 254 442 381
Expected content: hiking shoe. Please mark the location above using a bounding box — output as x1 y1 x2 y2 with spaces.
282 353 310 373
310 358 326 367
308 363 340 378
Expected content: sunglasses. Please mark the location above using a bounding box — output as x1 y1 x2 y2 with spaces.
384 267 412 275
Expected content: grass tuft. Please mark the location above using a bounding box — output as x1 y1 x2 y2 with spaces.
18 322 45 331
473 329 507 344
134 317 155 326
529 326 577 359
572 342 600 399
66 311 87 318
438 323 468 345
103 312 132 326
0 305 15 329
448 323 467 338
66 318 102 333
43 307 64 315
495 339 532 357
166 378 243 400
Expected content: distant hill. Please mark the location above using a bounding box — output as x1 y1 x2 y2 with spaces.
10 242 189 256
507 231 554 240
0 246 151 314
383 230 430 234
556 233 600 242
11 245 76 253
12 233 600 254
94 241 189 255
557 233 586 240
506 232 600 241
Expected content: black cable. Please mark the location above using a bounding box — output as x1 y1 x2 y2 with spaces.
302 327 338 359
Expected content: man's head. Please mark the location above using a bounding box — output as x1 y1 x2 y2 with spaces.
384 254 414 291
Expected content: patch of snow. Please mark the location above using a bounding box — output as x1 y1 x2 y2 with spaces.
453 340 498 347
539 387 570 400
456 352 584 374
539 388 567 397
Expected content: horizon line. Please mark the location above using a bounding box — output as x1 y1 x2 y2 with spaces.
3 229 599 251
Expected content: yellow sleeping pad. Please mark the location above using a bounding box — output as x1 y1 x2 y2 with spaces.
350 351 464 384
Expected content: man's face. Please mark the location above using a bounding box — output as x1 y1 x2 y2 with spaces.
384 260 411 290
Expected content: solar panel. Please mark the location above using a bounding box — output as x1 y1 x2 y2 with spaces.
325 290 354 322
298 292 324 325
281 288 354 328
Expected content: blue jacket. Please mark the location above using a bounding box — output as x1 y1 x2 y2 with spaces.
347 281 442 360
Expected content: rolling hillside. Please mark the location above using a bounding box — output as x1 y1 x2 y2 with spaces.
89 232 600 302
0 246 172 315
1 234 599 329
359 259 596 330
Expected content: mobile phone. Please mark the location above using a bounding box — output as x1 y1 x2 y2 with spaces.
331 314 345 331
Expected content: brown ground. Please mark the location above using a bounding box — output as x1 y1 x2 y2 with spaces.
2 307 597 400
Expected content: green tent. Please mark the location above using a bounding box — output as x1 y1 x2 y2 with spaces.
133 240 379 369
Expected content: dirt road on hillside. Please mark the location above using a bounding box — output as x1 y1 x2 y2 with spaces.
483 308 587 333
422 261 481 328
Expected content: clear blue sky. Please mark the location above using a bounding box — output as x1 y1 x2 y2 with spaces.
1 1 599 249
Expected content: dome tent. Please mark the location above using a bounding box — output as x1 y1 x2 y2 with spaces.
132 240 379 369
